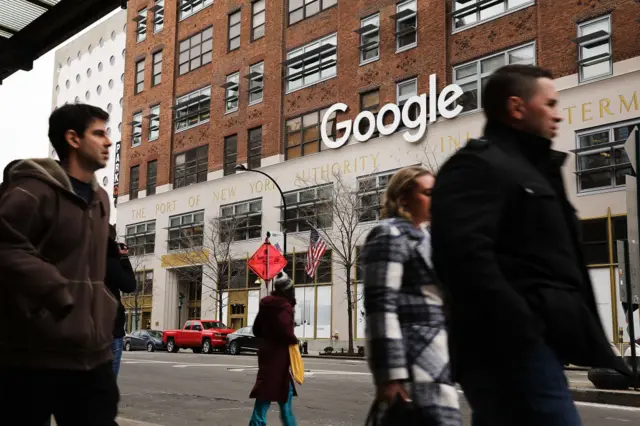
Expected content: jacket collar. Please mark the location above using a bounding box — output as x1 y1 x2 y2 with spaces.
388 217 434 270
484 121 567 168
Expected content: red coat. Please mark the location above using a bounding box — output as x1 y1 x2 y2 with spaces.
249 296 299 402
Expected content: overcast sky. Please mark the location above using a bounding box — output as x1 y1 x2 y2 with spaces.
0 10 119 176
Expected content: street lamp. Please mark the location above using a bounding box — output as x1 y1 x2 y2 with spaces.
235 164 287 254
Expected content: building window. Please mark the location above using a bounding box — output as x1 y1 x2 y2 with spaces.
359 89 380 135
135 59 144 94
574 121 637 193
453 0 534 31
220 199 262 242
283 185 333 233
153 0 164 32
289 0 337 25
397 78 418 121
252 0 265 41
228 10 241 51
453 42 535 113
131 112 142 147
152 51 162 86
285 33 337 93
174 145 208 189
281 250 333 339
136 8 147 42
147 160 157 196
174 86 211 131
168 210 205 250
359 14 380 65
148 105 160 141
248 62 264 105
357 171 393 222
178 27 213 76
130 165 140 200
179 0 213 21
394 0 417 52
248 127 262 170
224 134 237 176
125 220 156 256
580 216 627 265
225 72 240 113
575 15 612 82
218 259 260 290
286 107 336 160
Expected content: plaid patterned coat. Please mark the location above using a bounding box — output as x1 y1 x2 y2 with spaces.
362 218 461 426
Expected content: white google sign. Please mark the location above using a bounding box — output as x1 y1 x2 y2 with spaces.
321 74 464 149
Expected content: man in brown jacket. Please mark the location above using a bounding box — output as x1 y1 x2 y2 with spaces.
0 104 118 426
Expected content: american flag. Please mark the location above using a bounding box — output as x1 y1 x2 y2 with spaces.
305 228 327 278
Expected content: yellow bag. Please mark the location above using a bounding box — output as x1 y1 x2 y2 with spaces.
289 344 304 385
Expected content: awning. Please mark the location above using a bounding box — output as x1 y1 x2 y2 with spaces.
0 0 126 84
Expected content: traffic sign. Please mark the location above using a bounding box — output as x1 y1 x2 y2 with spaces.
247 242 287 281
624 126 639 172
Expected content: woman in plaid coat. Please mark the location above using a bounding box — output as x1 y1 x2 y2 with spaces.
361 166 461 426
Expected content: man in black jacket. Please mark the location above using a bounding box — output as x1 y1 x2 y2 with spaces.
106 225 137 378
431 65 629 426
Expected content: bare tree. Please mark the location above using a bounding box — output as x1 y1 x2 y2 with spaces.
164 214 249 323
121 254 154 332
293 171 374 354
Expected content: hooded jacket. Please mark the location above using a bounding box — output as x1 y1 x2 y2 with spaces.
0 158 116 370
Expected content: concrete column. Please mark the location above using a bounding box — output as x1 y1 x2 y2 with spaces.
164 270 178 329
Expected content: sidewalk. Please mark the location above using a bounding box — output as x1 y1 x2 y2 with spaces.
566 370 640 407
52 418 162 426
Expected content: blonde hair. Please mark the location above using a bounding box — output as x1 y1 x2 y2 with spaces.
381 166 433 221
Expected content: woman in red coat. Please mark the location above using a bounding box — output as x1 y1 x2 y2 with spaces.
249 271 299 426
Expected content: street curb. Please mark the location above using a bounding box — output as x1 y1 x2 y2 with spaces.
571 387 640 407
54 418 162 426
302 354 365 361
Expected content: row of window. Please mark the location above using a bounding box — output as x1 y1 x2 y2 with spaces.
126 170 395 256
128 126 263 199
135 0 265 47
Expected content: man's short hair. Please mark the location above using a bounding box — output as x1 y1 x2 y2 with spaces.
482 65 553 122
48 104 109 162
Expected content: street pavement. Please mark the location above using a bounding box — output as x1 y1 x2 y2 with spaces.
116 351 640 426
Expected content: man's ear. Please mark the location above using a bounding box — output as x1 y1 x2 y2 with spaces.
65 129 81 150
506 96 526 121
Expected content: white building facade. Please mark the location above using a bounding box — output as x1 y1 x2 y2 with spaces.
50 10 127 223
116 51 640 350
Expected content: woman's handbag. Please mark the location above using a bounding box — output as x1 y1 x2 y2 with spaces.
364 396 428 426
289 344 304 385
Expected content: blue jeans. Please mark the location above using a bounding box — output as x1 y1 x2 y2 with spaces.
112 337 124 378
249 382 297 426
462 343 582 426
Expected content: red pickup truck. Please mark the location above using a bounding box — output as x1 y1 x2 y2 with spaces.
162 320 235 354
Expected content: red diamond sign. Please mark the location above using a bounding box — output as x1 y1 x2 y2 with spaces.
247 242 287 281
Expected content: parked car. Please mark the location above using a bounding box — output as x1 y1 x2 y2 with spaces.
226 326 259 355
162 320 235 354
124 330 165 352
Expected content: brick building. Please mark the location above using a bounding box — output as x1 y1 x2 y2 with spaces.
116 0 640 350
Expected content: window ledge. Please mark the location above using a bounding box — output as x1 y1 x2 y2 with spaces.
360 57 380 67
285 74 337 95
576 186 626 197
451 2 536 35
249 99 263 107
175 119 210 134
225 108 239 115
578 71 614 86
396 43 417 54
149 137 159 142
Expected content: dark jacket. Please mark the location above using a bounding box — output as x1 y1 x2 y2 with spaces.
105 238 137 338
431 122 629 381
0 159 116 370
249 295 299 403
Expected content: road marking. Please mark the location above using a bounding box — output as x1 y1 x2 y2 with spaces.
122 358 255 369
605 418 630 422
